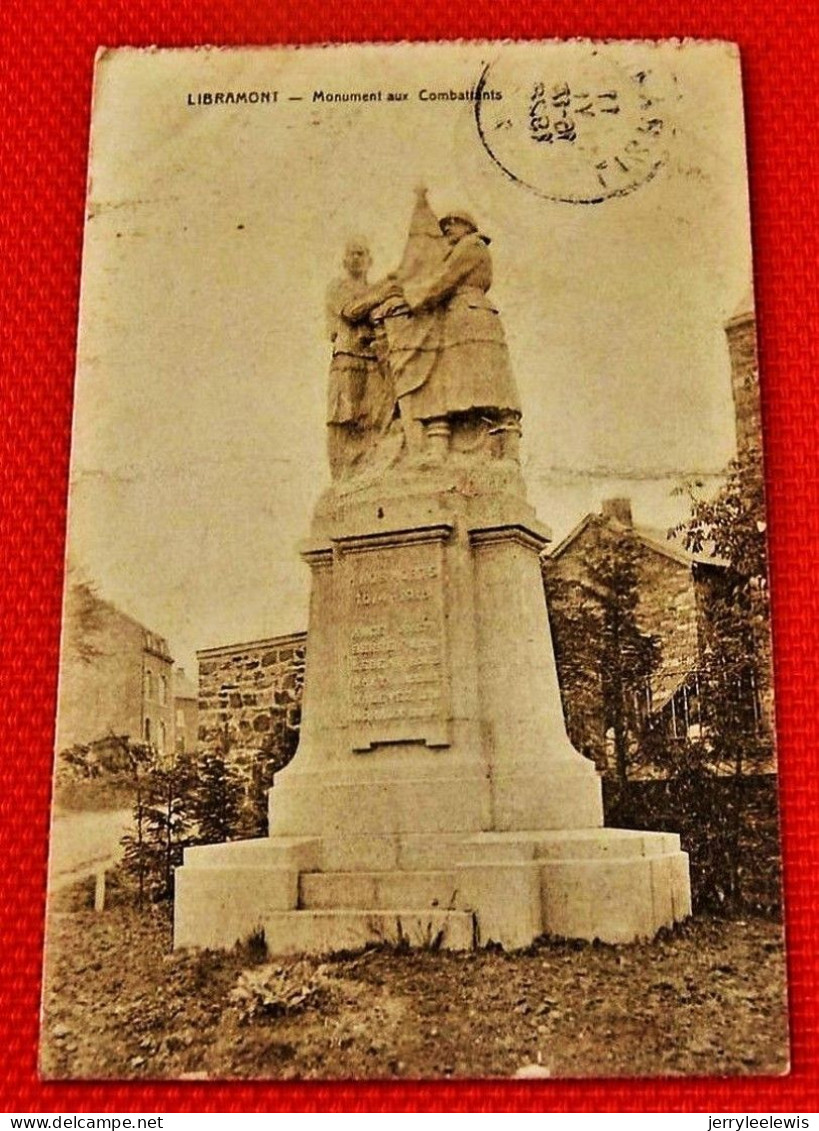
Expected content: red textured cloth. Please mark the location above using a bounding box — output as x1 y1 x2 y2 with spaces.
2 1 817 1114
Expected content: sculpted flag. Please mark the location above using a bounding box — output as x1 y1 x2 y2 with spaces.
376 188 447 401
379 188 520 425
396 186 447 282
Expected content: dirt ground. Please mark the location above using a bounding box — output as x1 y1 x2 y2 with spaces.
40 898 789 1082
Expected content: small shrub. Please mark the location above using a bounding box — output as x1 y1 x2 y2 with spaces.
230 961 334 1022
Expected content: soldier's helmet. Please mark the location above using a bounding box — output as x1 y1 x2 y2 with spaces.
438 209 479 234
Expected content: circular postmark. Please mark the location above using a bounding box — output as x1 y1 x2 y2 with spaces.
474 51 677 204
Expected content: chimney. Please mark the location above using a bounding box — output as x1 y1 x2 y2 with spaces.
601 498 633 526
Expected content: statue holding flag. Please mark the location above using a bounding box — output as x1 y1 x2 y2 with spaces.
381 188 522 461
324 189 523 476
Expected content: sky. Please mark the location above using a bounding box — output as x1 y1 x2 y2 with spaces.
66 41 755 673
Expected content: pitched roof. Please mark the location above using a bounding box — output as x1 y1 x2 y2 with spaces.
634 524 726 567
83 589 173 658
546 512 724 568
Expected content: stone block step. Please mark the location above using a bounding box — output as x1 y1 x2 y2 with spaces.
299 869 459 911
183 836 320 871
458 828 681 864
263 908 475 955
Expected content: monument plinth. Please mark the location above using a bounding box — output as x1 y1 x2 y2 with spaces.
175 462 690 953
174 193 691 954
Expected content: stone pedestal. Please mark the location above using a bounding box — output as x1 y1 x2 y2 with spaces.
175 459 691 953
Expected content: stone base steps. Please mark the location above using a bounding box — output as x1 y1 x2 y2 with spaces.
263 908 475 955
174 828 692 953
299 869 459 911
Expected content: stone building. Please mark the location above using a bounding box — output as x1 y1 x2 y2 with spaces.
543 498 729 772
542 295 773 773
56 583 176 758
196 631 306 786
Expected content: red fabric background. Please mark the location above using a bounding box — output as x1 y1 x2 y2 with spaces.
2 0 817 1114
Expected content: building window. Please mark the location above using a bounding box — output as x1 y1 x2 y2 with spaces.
669 683 689 740
736 667 764 737
159 674 167 705
158 720 166 754
144 717 151 744
144 670 153 700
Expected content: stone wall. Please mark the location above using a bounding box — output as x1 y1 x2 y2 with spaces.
196 632 306 782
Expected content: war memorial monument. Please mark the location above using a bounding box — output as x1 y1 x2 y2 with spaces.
174 189 692 954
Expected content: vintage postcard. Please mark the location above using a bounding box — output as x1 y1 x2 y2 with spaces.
42 41 788 1080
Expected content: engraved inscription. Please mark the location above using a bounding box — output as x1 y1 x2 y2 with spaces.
342 538 449 746
349 624 442 723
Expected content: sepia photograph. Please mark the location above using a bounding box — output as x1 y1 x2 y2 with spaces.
41 40 788 1081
